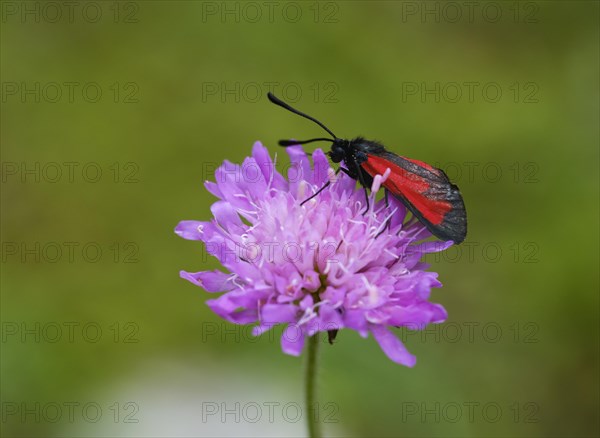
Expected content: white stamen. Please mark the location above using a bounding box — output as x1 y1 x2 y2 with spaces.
298 180 308 200
361 275 379 305
381 167 392 183
327 167 337 183
371 174 383 193
370 168 391 193
371 207 398 237
384 248 400 259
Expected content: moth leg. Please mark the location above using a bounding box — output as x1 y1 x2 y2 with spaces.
355 166 370 215
327 166 365 212
300 181 330 206
383 190 392 230
373 192 395 239
339 167 351 177
362 188 370 215
300 167 342 206
376 217 392 238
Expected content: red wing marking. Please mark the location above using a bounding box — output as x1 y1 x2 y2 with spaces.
361 155 452 226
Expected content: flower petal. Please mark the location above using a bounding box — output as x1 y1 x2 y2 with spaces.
175 221 206 240
210 200 243 230
389 303 448 328
180 270 235 292
206 293 259 324
252 141 287 190
204 180 222 198
252 322 276 337
311 148 330 186
409 240 453 254
281 324 306 356
286 145 311 193
343 309 368 336
317 303 344 332
260 304 299 324
370 325 416 367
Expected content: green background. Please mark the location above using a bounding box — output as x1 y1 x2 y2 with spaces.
1 1 598 437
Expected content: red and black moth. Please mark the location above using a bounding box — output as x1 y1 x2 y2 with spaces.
268 92 467 244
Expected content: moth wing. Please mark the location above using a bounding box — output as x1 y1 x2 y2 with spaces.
360 152 467 244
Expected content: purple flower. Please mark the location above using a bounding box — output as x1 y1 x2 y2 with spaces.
176 142 452 367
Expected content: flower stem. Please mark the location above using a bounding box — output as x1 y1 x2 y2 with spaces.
305 333 321 438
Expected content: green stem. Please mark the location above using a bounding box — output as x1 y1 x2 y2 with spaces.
305 333 321 438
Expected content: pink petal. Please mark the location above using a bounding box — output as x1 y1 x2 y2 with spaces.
260 304 299 324
281 325 306 356
370 325 416 367
252 141 287 190
311 149 330 186
210 201 243 230
175 221 207 240
204 181 222 198
179 270 235 292
409 240 453 254
286 145 311 192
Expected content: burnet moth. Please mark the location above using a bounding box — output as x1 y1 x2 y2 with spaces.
268 92 467 245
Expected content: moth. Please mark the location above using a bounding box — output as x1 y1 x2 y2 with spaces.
268 92 467 244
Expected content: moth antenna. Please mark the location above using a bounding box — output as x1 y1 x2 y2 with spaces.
268 92 337 139
278 138 335 147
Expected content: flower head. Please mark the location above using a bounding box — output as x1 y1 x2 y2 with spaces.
176 142 452 366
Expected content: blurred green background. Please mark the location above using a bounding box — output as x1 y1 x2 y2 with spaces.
1 1 598 437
